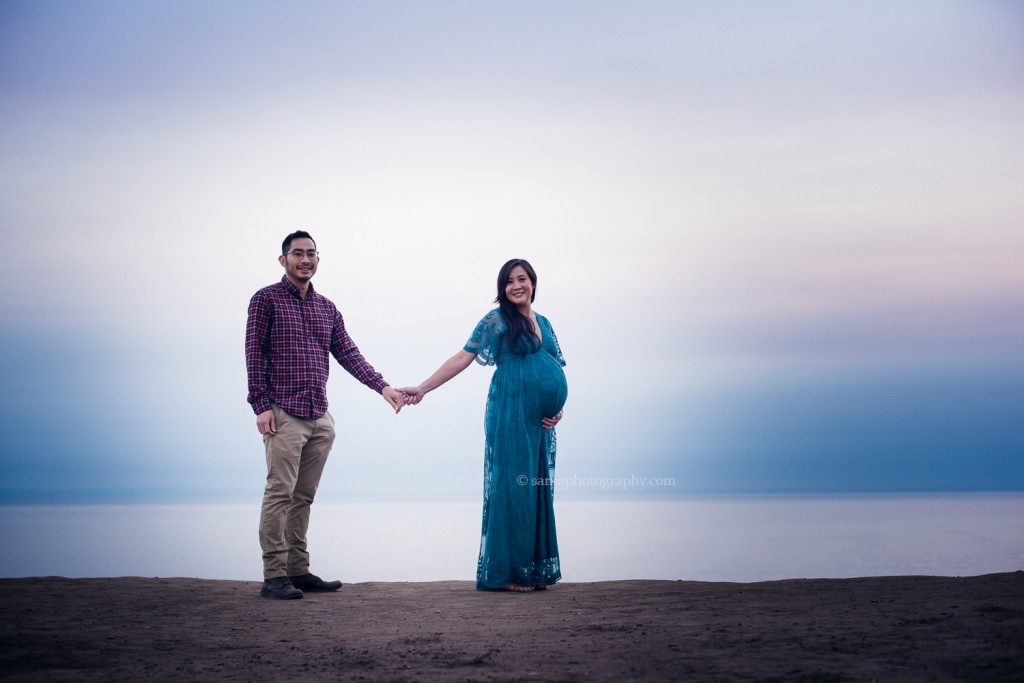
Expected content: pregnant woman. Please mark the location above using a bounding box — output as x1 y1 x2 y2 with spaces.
400 258 568 592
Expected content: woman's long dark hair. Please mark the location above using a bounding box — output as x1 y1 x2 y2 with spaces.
495 258 540 355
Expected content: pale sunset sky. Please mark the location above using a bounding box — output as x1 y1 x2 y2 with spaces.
1 0 1022 502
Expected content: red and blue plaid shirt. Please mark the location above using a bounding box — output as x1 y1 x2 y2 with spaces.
246 276 388 418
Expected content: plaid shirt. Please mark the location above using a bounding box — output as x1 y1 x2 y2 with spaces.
246 276 388 418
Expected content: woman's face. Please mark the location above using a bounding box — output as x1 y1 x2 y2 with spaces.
504 265 534 308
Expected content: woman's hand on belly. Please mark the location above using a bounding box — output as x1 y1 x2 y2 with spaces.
541 410 563 431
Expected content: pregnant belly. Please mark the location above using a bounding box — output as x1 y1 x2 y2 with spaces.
526 355 568 418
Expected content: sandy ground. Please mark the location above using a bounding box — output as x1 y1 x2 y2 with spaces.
1 572 1022 682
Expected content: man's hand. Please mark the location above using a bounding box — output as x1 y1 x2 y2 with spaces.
257 409 276 435
382 386 404 413
397 386 425 405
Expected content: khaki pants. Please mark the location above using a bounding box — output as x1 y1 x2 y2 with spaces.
259 405 336 579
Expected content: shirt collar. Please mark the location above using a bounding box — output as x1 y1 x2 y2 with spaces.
280 275 316 299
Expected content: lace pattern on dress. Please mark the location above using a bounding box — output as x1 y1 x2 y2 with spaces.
463 309 506 366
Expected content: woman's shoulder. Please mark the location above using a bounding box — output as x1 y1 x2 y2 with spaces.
467 309 507 343
478 308 507 328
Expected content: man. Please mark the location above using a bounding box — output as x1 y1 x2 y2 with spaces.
245 230 404 599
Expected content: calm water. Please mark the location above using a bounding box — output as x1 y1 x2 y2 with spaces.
0 494 1021 583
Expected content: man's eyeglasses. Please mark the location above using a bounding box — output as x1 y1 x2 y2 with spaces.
287 249 319 259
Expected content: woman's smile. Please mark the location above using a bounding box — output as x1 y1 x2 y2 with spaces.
505 265 534 306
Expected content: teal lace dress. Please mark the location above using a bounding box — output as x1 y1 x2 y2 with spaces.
464 309 568 590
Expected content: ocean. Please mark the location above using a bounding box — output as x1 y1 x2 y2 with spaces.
1 494 1021 583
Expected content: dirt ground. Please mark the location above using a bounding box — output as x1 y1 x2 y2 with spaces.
1 572 1022 681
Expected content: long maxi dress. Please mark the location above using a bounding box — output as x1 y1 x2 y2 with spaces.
463 308 568 590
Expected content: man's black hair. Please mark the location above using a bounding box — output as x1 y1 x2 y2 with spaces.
282 230 316 255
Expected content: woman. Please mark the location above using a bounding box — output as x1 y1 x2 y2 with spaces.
400 259 568 592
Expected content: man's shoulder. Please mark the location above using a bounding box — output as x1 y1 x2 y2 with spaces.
249 283 280 309
252 279 288 298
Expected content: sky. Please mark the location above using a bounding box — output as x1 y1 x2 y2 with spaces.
1 0 1022 503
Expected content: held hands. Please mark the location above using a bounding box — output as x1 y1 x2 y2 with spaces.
382 386 428 412
382 385 427 413
397 386 425 406
382 386 405 413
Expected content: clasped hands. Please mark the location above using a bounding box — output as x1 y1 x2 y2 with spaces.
379 385 424 413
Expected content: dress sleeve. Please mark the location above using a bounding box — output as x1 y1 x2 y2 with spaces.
463 309 506 366
542 315 567 367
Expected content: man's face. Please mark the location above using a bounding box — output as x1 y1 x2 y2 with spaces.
279 237 319 285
